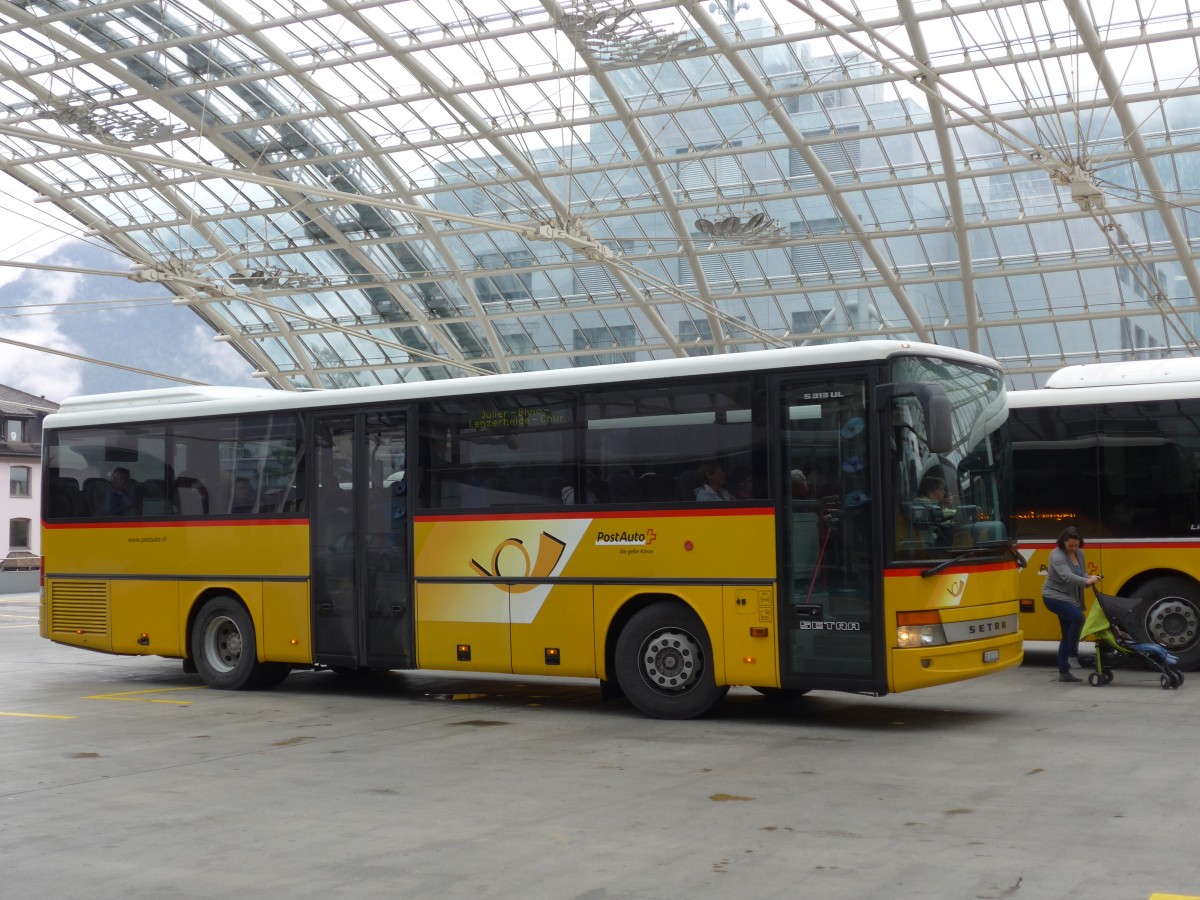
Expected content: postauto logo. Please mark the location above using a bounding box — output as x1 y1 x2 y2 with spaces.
594 526 657 547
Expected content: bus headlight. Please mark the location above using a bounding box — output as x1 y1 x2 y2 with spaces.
896 611 947 648
897 624 947 648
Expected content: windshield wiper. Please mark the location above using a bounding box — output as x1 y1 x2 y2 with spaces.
920 539 1026 579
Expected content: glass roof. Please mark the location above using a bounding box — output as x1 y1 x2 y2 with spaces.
2 0 1199 390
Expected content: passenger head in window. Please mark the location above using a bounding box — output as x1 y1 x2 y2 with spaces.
790 468 810 499
104 467 134 516
694 461 735 501
917 475 949 506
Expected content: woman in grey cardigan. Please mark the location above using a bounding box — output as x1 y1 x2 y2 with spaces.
1042 527 1102 682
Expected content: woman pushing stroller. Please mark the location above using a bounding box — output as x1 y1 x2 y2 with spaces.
1042 527 1101 682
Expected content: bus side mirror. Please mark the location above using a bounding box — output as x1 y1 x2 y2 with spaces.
877 382 952 454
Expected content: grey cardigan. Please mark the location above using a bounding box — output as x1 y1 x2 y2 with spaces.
1043 546 1091 605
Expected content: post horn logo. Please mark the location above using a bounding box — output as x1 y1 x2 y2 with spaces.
470 532 567 593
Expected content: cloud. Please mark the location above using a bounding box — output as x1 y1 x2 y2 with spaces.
0 176 78 290
175 322 258 386
0 267 86 401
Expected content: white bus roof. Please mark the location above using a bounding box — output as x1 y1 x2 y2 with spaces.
1011 357 1200 409
1045 357 1200 389
45 340 1000 429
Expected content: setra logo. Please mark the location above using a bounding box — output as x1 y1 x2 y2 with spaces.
594 527 657 547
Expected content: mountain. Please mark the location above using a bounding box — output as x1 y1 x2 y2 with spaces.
0 239 258 404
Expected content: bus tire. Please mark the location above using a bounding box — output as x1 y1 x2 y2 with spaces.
191 596 265 690
1132 577 1200 671
614 602 727 720
251 662 292 689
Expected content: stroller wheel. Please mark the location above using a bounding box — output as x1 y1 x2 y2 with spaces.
1088 672 1102 686
1168 670 1183 689
1103 670 1114 684
1161 674 1173 690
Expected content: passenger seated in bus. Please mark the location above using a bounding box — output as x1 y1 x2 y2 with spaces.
907 475 956 544
694 461 735 501
917 475 949 506
104 467 136 516
790 468 810 499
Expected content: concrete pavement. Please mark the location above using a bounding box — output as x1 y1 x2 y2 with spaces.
2 590 1198 900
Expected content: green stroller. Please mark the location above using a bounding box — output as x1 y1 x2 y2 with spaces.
1080 588 1184 690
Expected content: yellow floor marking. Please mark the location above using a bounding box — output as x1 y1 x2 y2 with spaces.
1149 894 1200 899
84 687 203 704
0 712 76 719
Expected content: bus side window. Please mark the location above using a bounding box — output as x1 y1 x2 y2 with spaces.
48 476 83 518
175 476 210 515
640 472 673 502
608 470 642 504
675 469 703 501
82 476 110 517
231 477 256 513
137 478 174 515
543 475 568 505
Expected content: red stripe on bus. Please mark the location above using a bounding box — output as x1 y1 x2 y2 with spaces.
1018 539 1200 550
413 506 775 523
883 561 1015 577
42 518 308 530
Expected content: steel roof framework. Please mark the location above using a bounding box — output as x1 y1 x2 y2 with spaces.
0 0 1198 390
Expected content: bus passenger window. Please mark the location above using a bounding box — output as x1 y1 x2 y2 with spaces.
175 476 210 515
418 393 575 511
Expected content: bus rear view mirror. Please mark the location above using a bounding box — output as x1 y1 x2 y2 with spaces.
876 382 952 454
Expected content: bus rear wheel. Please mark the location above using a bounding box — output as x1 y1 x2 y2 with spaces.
191 595 268 690
614 602 727 720
1133 577 1200 671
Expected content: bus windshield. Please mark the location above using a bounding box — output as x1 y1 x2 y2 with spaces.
889 356 1010 562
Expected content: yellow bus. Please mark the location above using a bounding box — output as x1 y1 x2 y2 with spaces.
40 341 1021 718
1011 358 1200 670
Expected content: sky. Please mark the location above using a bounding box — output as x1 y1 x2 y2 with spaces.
0 177 258 406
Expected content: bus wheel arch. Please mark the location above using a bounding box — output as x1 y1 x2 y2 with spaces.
611 596 728 720
602 592 685 697
189 592 279 690
1126 574 1200 671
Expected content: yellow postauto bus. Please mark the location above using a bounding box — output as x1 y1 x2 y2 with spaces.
1011 357 1200 671
41 341 1022 718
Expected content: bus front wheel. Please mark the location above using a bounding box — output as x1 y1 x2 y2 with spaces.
1133 577 1200 671
614 602 727 720
191 596 268 690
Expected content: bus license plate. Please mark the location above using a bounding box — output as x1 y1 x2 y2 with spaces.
982 649 1000 663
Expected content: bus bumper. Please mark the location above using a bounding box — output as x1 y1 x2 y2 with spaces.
890 630 1023 692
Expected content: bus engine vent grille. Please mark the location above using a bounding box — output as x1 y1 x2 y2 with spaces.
50 581 109 634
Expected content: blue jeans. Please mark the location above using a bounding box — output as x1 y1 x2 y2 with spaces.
1043 596 1085 674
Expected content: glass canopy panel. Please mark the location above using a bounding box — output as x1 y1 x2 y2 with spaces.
1 0 1199 388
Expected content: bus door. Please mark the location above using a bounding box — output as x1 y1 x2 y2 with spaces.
777 376 878 686
311 410 412 670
